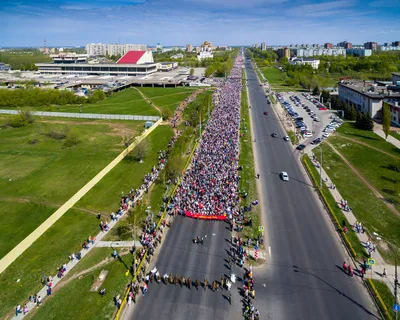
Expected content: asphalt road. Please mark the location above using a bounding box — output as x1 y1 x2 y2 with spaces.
124 216 235 320
245 58 379 319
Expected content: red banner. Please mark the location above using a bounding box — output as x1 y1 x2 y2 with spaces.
184 211 226 221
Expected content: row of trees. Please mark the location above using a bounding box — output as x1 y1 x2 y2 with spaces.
0 88 106 109
247 48 278 67
0 51 51 71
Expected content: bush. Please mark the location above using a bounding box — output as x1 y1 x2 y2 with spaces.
62 129 81 147
355 113 374 131
7 114 27 127
161 108 172 120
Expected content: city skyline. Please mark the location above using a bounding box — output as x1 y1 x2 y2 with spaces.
1 0 400 47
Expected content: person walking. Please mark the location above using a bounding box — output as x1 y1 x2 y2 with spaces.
187 277 192 289
195 278 200 290
181 276 186 287
204 279 209 291
383 268 387 278
220 277 225 289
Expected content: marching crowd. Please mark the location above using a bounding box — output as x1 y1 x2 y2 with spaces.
168 58 243 218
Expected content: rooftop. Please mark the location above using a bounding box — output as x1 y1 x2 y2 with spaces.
339 80 400 98
36 63 157 68
117 51 146 64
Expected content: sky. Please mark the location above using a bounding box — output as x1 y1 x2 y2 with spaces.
1 0 400 47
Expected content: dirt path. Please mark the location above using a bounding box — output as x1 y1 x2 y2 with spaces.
326 142 400 217
336 134 400 159
132 87 162 114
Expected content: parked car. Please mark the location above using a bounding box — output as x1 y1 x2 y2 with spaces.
296 144 306 150
283 136 290 141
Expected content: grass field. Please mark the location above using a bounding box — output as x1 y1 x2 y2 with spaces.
0 208 100 318
313 140 400 263
0 117 144 258
76 125 174 213
26 87 196 116
260 67 305 92
368 280 396 319
240 71 261 241
28 248 132 320
0 124 174 318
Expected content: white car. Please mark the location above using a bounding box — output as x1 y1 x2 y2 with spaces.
303 132 313 138
323 133 330 138
280 171 289 181
283 136 290 141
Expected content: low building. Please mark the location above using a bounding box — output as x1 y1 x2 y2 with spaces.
393 72 400 84
290 57 320 69
158 62 178 72
50 53 88 64
171 53 184 59
338 79 400 122
346 48 372 57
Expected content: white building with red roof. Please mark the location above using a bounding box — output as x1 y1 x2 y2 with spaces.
117 51 154 65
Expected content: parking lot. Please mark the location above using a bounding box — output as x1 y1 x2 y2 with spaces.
275 92 343 149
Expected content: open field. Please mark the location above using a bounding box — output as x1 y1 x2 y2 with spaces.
76 125 174 213
28 248 132 320
260 67 305 92
13 87 196 116
0 117 144 258
313 138 400 263
0 124 173 318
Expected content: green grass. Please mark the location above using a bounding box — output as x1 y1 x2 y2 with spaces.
240 71 261 241
314 143 400 263
260 67 304 92
287 130 298 145
0 202 57 259
29 249 133 320
76 125 174 213
0 118 144 256
337 122 400 158
0 209 100 318
302 155 366 258
368 280 396 319
138 87 195 98
329 136 400 211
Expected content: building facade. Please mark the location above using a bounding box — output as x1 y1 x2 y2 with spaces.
50 53 88 64
290 58 320 69
337 41 353 49
261 42 266 51
293 48 346 57
85 43 107 56
324 43 333 49
186 44 193 52
346 48 372 57
364 42 378 51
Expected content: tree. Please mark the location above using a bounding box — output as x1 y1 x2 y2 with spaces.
165 155 184 181
382 102 391 140
320 90 330 104
131 140 150 162
190 68 195 75
312 85 320 96
356 113 374 131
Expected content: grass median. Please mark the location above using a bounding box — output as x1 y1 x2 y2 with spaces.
366 279 395 319
240 71 261 241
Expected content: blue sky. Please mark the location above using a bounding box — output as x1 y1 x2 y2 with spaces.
1 0 400 47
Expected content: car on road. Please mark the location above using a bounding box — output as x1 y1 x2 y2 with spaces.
283 136 290 141
296 144 306 150
271 133 278 138
303 132 313 138
280 171 289 181
263 111 268 115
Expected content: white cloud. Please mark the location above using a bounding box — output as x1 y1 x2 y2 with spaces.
285 0 356 16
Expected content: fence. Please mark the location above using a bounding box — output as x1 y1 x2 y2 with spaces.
0 109 161 122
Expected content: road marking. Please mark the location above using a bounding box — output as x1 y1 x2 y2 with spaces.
268 246 272 258
212 233 216 236
263 283 266 287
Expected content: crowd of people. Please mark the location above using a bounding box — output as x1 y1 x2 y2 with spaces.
168 58 243 218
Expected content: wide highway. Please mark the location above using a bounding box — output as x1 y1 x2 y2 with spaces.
245 56 378 320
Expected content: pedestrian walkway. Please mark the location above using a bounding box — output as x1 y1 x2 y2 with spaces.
97 241 142 248
12 155 161 319
307 149 398 299
0 118 162 275
0 109 160 121
373 127 400 149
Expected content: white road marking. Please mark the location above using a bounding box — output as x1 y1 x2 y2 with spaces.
212 233 216 236
268 246 272 258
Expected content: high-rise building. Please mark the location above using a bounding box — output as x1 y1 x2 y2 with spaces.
107 44 147 57
324 43 333 49
186 44 193 52
392 41 400 47
85 43 107 56
338 41 352 49
261 42 266 51
364 42 378 51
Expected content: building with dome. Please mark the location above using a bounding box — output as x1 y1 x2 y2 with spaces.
197 41 214 61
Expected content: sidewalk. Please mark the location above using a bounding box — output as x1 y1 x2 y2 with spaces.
97 241 142 248
373 127 400 149
307 149 399 300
